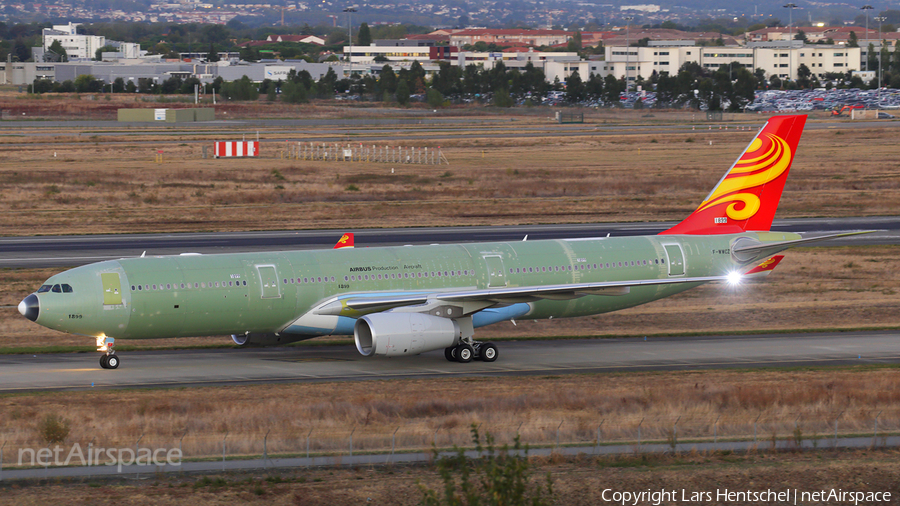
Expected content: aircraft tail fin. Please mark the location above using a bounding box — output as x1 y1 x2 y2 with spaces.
334 233 354 249
660 114 807 235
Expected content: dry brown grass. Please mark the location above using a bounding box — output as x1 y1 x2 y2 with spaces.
2 246 898 350
1 450 899 505
0 368 898 466
0 103 897 236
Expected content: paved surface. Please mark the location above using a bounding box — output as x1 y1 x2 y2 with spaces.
0 217 893 268
1 435 896 481
1 331 898 393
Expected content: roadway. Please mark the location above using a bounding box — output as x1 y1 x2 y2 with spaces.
0 116 896 146
0 216 895 268
1 330 898 393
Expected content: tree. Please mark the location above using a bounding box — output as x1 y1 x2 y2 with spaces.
794 30 807 42
240 46 259 62
74 74 101 93
12 37 29 62
868 43 878 73
221 75 259 101
318 67 338 97
797 63 812 88
892 41 900 75
207 42 219 62
426 87 444 107
29 78 53 93
565 69 584 102
493 87 513 107
378 65 397 95
281 80 308 103
396 78 410 105
160 76 182 94
732 67 758 109
603 74 622 104
357 22 372 47
48 39 67 61
848 31 859 48
95 45 118 61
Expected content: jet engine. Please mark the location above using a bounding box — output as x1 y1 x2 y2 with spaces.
231 333 307 347
354 312 460 357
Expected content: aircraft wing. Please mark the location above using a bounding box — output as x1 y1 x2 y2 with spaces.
328 275 730 315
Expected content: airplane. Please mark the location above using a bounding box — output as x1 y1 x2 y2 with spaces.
17 114 866 369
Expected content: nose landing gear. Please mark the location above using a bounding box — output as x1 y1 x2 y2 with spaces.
97 336 119 369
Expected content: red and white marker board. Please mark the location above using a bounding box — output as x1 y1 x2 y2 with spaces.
215 141 259 158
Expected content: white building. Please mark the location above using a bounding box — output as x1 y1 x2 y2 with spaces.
42 22 106 60
602 43 861 82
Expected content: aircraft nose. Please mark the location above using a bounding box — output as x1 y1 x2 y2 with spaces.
18 294 39 322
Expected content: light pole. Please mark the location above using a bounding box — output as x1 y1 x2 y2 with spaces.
784 3 796 83
343 7 357 79
624 16 633 92
875 16 885 89
861 5 873 72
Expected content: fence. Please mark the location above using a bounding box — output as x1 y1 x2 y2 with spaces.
2 412 897 477
282 142 449 165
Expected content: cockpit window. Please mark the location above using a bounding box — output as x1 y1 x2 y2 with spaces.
51 284 62 293
62 284 73 293
37 285 52 293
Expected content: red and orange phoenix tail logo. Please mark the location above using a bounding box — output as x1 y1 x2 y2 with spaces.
661 115 806 236
333 233 354 249
743 255 784 276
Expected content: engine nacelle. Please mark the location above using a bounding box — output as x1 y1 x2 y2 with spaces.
354 313 460 357
231 333 307 347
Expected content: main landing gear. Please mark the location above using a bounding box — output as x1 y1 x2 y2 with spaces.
444 340 498 363
97 336 120 370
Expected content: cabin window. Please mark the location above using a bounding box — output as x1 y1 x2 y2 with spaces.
38 285 52 293
152 284 157 290
62 284 73 292
330 276 335 282
345 276 349 281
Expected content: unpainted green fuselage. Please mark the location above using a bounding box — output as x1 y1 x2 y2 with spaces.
30 231 799 341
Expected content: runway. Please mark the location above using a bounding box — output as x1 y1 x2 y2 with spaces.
2 330 898 393
0 216 894 268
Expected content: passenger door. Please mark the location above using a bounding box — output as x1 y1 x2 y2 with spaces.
483 255 507 287
256 265 281 299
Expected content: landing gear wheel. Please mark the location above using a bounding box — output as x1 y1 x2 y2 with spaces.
99 354 109 369
480 343 498 362
444 346 458 362
456 344 474 363
106 354 120 369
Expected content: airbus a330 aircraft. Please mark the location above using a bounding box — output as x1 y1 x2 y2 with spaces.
18 114 863 369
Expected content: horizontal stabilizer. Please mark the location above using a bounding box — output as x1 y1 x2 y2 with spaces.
733 231 874 261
